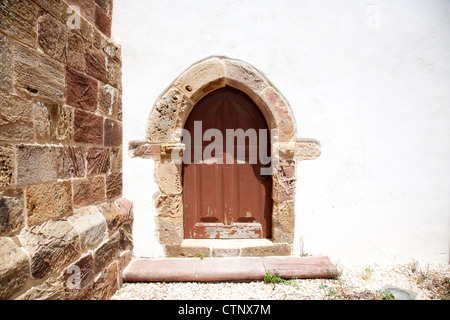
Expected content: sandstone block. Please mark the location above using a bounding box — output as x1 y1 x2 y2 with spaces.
155 194 182 218
58 145 86 178
34 101 74 143
174 57 226 102
165 244 210 258
26 180 73 226
106 58 121 90
0 237 30 300
119 224 133 251
95 5 111 37
272 201 295 244
146 88 192 142
68 206 107 250
38 13 68 63
16 276 63 300
0 145 15 187
0 33 14 91
73 176 106 208
110 147 122 173
0 189 25 236
98 83 120 118
74 109 104 145
114 198 134 223
92 261 118 300
14 42 65 104
0 0 37 47
93 232 120 274
101 36 121 62
95 0 114 17
87 147 110 175
65 67 98 111
106 172 122 199
155 160 182 195
296 141 321 160
104 119 122 147
118 250 132 287
0 91 34 142
85 44 107 83
240 243 291 257
97 202 123 235
63 254 94 300
67 31 86 72
19 219 80 279
156 215 183 244
32 0 63 20
224 58 269 94
16 145 60 185
66 0 96 23
128 141 160 159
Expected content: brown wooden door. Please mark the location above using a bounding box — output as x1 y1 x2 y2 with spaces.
183 87 272 239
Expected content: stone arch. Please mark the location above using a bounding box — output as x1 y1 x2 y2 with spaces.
129 56 321 257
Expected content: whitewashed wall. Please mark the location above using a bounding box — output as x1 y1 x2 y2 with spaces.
112 0 450 265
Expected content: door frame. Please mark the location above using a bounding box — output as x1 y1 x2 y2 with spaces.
129 56 321 256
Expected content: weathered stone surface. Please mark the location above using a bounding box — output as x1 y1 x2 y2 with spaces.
155 194 182 218
16 145 60 185
73 176 105 208
85 43 107 83
32 0 63 20
38 13 68 63
155 160 182 195
92 261 118 300
65 67 98 111
0 145 15 187
118 250 132 287
106 57 121 90
101 36 121 62
14 42 65 104
174 57 226 102
0 33 14 91
104 119 122 147
67 31 86 72
63 254 95 300
95 0 114 17
224 58 269 95
128 141 160 159
87 147 110 175
16 276 64 300
146 88 192 142
34 101 74 143
156 215 183 244
62 2 94 44
95 5 111 37
106 172 122 199
0 189 25 236
165 244 210 258
0 237 30 300
68 206 107 250
0 0 37 47
98 83 120 118
114 198 133 223
0 91 34 142
74 109 103 144
119 224 133 251
273 161 296 202
296 141 321 161
19 219 80 279
26 180 73 226
110 147 122 173
66 0 96 23
58 145 86 178
240 243 292 257
97 202 123 235
260 87 295 142
93 232 120 274
272 201 295 244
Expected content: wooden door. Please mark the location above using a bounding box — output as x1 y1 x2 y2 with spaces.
183 87 272 239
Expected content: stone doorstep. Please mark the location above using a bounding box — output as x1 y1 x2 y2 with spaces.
122 256 338 283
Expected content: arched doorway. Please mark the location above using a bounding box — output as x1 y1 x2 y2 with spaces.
183 86 272 239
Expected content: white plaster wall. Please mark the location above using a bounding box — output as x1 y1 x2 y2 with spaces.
112 0 450 265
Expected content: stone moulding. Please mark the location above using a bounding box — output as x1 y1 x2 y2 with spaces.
129 56 321 257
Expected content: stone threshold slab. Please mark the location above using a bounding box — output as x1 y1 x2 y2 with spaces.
123 256 338 282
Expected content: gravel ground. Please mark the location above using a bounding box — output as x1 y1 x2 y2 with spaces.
111 261 449 300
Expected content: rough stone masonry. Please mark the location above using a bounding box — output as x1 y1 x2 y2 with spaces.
0 0 132 300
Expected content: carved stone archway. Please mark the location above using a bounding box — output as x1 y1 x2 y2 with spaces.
129 56 321 257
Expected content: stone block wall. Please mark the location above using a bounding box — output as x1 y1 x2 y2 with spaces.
0 0 132 300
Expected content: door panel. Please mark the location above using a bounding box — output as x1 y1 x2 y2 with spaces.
183 86 272 239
